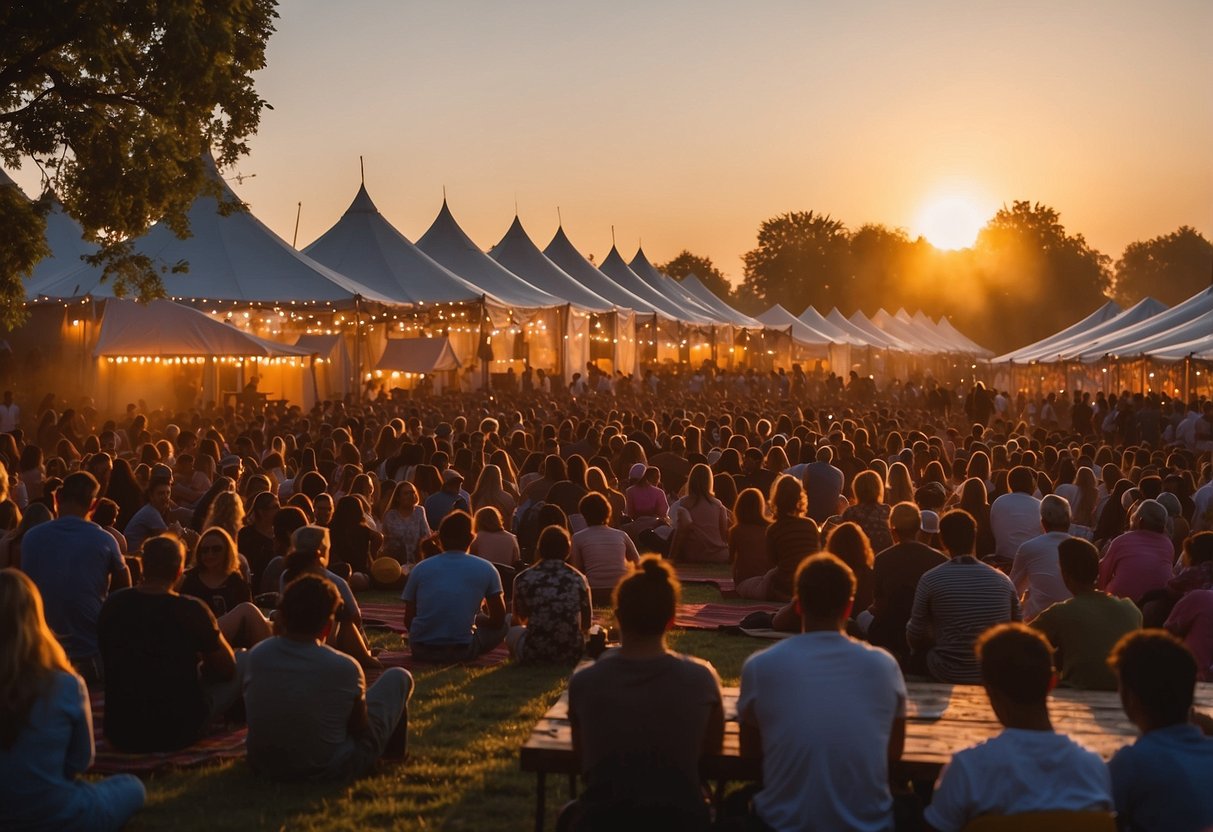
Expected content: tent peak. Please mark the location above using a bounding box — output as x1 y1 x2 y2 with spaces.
345 183 377 215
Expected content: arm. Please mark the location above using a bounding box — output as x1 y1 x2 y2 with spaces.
347 685 370 739
200 632 237 681
888 716 906 763
906 578 932 651
484 591 507 629
622 531 640 564
109 549 132 590
739 719 762 760
65 675 95 777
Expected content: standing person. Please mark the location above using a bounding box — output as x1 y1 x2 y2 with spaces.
21 472 130 684
923 624 1113 830
566 557 724 831
571 492 640 606
381 481 430 566
507 526 591 664
1106 630 1213 831
1031 537 1142 690
243 575 413 781
1009 495 1075 620
989 466 1042 568
97 536 246 752
402 511 508 663
907 510 1022 683
737 553 906 832
865 502 947 661
0 570 145 831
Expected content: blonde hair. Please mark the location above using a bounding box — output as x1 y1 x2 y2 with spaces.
0 569 72 748
195 527 241 576
474 506 503 533
203 491 245 540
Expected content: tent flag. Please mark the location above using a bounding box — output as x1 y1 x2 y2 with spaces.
375 337 462 373
93 299 314 359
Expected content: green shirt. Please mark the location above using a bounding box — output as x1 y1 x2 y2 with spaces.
1032 591 1142 690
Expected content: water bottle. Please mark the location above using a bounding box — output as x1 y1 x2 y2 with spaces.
586 624 607 659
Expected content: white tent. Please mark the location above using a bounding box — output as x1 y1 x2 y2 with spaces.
757 304 832 346
31 161 392 306
1 169 101 298
1078 303 1213 362
415 201 561 309
489 217 615 312
1144 332 1213 362
294 333 352 400
681 274 763 328
993 300 1125 363
930 314 993 358
376 337 462 373
830 308 912 351
94 298 314 358
871 309 946 354
303 184 494 305
1069 288 1213 362
600 246 711 323
543 227 664 314
799 307 865 346
893 309 963 353
629 248 722 322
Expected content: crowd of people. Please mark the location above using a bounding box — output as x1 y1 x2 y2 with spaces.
0 376 1211 830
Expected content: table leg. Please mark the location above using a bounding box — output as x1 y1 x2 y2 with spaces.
534 771 546 832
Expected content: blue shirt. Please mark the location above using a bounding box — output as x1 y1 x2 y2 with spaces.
401 550 502 647
1109 723 1213 832
423 490 469 527
22 517 125 659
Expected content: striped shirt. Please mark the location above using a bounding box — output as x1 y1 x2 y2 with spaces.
766 516 822 600
907 556 1021 683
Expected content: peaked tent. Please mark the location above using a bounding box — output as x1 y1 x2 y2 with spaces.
489 217 615 312
680 274 763 328
303 184 494 305
994 300 1124 363
0 167 102 298
376 337 462 373
829 308 912 351
94 298 314 358
758 304 852 370
894 309 962 353
415 201 561 310
931 314 993 358
628 248 721 322
31 160 392 306
997 298 1165 364
1068 288 1213 362
543 227 666 314
600 246 712 324
799 307 864 346
872 309 945 354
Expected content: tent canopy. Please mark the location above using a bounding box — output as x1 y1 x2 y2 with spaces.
680 274 763 328
930 314 993 357
629 248 721 322
1071 289 1213 362
871 309 945 354
543 227 662 314
416 201 561 309
600 246 709 323
93 299 314 358
993 300 1125 363
375 337 461 373
799 307 864 346
303 184 493 305
757 304 834 346
829 308 910 351
489 217 615 312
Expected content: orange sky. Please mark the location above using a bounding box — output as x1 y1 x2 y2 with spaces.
12 1 1213 285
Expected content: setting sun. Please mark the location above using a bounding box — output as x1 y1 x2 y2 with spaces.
913 195 989 250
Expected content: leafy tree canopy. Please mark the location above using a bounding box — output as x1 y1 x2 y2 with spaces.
656 250 732 301
0 0 278 325
1112 226 1213 307
740 211 849 313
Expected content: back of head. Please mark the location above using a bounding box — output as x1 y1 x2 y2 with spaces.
142 535 185 582
890 501 921 536
1131 499 1168 534
579 492 610 526
1008 466 1036 494
938 509 977 557
977 623 1054 706
1039 494 1072 531
614 556 679 637
771 474 805 518
795 552 856 622
1057 537 1099 588
57 471 100 511
290 524 329 561
1110 630 1197 727
278 574 340 639
536 525 571 561
439 510 474 551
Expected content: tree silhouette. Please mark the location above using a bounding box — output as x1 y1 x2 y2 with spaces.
656 250 732 300
740 211 849 312
1112 226 1213 306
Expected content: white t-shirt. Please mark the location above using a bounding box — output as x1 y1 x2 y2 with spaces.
924 728 1112 832
1193 483 1213 532
738 631 906 832
1010 531 1073 621
989 492 1042 562
0 402 19 433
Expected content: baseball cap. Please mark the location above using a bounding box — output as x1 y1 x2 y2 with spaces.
920 510 941 535
442 468 464 485
628 462 647 481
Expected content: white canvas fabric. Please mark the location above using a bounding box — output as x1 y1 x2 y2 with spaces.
489 217 615 312
93 298 314 358
1069 287 1213 362
931 314 994 357
680 274 764 328
375 337 461 373
756 304 837 347
599 245 710 323
830 308 913 351
894 308 963 353
628 248 722 322
871 309 946 354
799 307 865 346
543 227 665 315
993 300 1125 363
996 298 1165 363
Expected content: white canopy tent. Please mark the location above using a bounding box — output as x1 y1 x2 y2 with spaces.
993 300 1125 363
490 217 616 312
543 227 663 314
681 274 764 328
799 307 865 346
871 309 947 354
600 246 711 324
892 309 964 353
376 337 462 373
831 309 913 351
930 314 993 358
1069 288 1213 362
1076 302 1213 362
629 248 722 322
94 298 314 359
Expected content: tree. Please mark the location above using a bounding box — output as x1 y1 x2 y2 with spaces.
739 211 849 313
1112 226 1213 307
0 0 278 325
968 201 1111 352
656 250 732 301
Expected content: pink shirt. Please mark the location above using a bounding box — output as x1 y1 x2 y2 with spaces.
1167 589 1213 681
571 525 640 590
1098 530 1174 602
625 484 668 519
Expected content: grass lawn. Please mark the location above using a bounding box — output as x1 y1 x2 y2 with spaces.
125 580 766 831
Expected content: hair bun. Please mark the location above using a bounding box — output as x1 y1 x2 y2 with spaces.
641 557 669 580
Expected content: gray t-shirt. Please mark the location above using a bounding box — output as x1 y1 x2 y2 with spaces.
568 651 722 821
243 636 363 780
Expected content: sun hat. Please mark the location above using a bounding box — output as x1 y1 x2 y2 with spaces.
920 510 941 535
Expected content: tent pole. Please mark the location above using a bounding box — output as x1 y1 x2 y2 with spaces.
353 296 362 401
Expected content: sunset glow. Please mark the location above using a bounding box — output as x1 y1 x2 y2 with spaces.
913 195 990 250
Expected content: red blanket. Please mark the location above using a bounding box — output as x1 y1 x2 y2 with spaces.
360 602 409 633
88 691 247 775
673 565 737 595
673 602 782 630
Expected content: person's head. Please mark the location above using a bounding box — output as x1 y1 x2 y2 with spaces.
889 501 921 541
1130 499 1168 534
1182 531 1213 568
0 569 73 747
195 527 239 576
249 490 279 524
851 469 883 506
536 525 571 562
826 522 874 573
1058 537 1100 595
771 474 806 519
56 471 99 515
1039 494 1071 533
474 506 503 534
147 477 172 511
290 525 331 563
142 535 186 584
1008 466 1036 495
278 574 340 640
331 495 367 531
442 468 465 493
439 510 474 552
1110 630 1198 731
938 509 977 558
795 553 856 628
89 497 119 529
391 480 420 511
313 493 334 525
613 556 680 639
273 506 309 552
579 492 610 527
686 463 713 501
976 623 1055 716
732 487 769 527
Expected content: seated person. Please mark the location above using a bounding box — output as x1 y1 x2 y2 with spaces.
571 493 640 606
865 502 947 661
738 553 906 832
1031 537 1142 690
0 569 146 832
243 575 413 782
1107 630 1213 832
97 535 243 753
403 510 508 663
924 623 1113 831
508 526 592 664
178 527 272 648
280 525 379 669
567 557 724 831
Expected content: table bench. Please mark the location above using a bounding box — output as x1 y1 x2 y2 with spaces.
520 680 1213 832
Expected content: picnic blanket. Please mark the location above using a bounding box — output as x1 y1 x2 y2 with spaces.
673 565 736 596
373 643 511 674
88 691 247 775
361 602 409 633
673 602 783 630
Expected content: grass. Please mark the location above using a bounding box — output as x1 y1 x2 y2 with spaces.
123 580 767 831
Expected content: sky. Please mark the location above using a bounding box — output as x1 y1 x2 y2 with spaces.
15 0 1213 284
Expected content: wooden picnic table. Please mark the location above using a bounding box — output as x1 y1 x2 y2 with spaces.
519 681 1213 832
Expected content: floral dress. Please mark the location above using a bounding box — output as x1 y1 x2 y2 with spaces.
512 560 592 663
381 507 431 565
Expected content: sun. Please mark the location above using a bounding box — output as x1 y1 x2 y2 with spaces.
913 195 988 250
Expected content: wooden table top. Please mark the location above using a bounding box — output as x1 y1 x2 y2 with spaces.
521 681 1213 781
